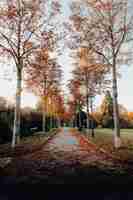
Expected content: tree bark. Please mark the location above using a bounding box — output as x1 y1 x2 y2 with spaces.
86 94 90 132
90 96 95 138
50 98 53 130
85 73 90 133
79 112 82 130
42 79 47 133
58 116 61 128
12 69 22 148
86 82 90 134
112 59 121 148
50 115 53 130
42 105 46 132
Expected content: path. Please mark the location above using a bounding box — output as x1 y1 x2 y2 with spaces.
16 127 115 166
1 128 130 184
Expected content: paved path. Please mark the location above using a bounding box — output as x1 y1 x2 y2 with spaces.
22 128 114 166
1 128 125 184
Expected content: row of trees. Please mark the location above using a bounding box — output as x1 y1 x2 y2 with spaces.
68 47 109 133
0 0 133 149
25 34 63 132
0 0 64 147
67 0 133 148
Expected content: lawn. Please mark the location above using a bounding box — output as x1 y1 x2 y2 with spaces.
86 128 133 162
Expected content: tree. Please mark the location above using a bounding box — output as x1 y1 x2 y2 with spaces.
100 91 114 128
0 97 8 111
69 46 109 135
48 88 65 128
0 0 43 147
26 40 62 132
78 46 109 136
0 0 61 147
68 78 86 130
70 0 133 148
92 111 103 127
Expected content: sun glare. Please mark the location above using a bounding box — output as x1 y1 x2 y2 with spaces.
21 92 38 108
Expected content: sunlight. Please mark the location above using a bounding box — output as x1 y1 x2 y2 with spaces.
21 92 38 108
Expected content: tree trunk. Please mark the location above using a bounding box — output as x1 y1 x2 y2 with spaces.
49 98 53 130
42 106 46 132
58 117 61 128
112 60 121 148
56 112 60 128
86 89 90 134
12 69 22 148
85 74 90 134
71 118 73 127
78 111 82 131
90 96 95 138
42 79 47 133
86 94 90 132
50 115 53 130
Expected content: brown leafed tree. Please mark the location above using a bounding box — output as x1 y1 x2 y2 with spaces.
26 37 62 132
70 47 109 135
68 78 86 128
79 47 110 134
70 0 133 148
0 0 61 147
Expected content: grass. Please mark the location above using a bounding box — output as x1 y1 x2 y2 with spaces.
84 128 133 162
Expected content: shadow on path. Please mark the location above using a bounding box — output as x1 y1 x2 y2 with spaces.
0 128 133 185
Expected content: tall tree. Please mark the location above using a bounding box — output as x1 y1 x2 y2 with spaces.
68 78 86 129
0 0 44 147
0 0 61 147
70 0 133 147
26 42 62 132
70 46 109 134
78 46 109 134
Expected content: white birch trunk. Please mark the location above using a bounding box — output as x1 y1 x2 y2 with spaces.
12 70 22 148
112 60 121 148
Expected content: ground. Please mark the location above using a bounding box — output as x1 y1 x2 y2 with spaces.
88 128 133 162
0 128 133 186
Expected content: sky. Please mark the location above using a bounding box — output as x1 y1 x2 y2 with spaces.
95 66 133 111
0 0 133 111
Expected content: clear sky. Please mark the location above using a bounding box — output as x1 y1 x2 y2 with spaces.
95 66 133 111
0 0 133 111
